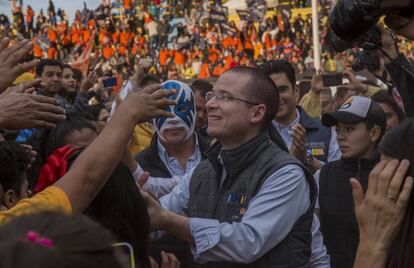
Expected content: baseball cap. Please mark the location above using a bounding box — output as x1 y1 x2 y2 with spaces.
322 96 386 131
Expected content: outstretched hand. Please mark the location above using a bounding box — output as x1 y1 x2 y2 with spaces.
120 83 176 124
351 159 413 254
0 38 40 92
0 79 66 129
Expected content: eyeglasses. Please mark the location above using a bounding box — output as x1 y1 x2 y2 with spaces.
205 91 260 106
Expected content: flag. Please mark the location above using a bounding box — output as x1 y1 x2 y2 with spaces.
209 5 227 26
70 33 95 76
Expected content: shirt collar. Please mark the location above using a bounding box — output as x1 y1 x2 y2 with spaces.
157 133 199 159
272 108 300 131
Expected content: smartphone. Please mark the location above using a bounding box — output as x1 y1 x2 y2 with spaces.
103 77 117 87
322 73 343 87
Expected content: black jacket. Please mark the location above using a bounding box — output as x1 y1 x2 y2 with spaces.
318 155 380 268
135 132 211 178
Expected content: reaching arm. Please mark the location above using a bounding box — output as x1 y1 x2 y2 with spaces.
54 84 176 212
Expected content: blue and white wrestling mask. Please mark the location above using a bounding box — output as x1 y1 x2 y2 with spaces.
154 80 196 141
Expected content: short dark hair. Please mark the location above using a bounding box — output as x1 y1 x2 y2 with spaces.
259 59 296 88
139 74 160 88
225 67 279 130
35 59 63 76
0 141 30 196
0 211 122 267
372 91 406 123
191 79 213 97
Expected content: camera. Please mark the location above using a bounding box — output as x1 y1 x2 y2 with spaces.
352 50 381 72
329 26 382 52
329 0 414 42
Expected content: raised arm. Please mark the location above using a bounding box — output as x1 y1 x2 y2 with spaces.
54 85 176 212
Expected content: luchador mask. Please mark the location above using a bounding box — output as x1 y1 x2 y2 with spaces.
154 80 196 141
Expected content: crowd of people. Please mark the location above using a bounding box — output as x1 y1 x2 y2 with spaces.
0 0 414 268
2 0 413 85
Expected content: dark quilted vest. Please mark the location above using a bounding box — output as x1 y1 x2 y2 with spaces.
188 132 317 268
297 106 332 163
319 156 379 268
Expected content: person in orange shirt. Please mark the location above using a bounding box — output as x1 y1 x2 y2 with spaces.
120 30 132 46
191 44 201 59
47 43 58 60
60 33 71 48
174 49 185 71
159 46 169 67
71 26 81 44
118 45 127 55
207 45 220 64
254 41 263 60
222 34 232 50
199 59 211 79
25 5 35 31
112 28 120 44
32 38 43 58
47 27 58 44
99 27 111 45
102 45 114 60
212 61 226 77
82 28 91 44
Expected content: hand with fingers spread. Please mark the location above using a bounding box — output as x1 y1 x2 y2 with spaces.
352 160 413 268
0 80 66 129
119 83 176 124
19 144 38 169
80 71 98 92
310 71 326 94
0 38 40 92
289 124 307 164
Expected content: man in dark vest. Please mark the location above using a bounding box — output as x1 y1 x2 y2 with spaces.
259 60 341 174
317 96 386 268
141 66 318 267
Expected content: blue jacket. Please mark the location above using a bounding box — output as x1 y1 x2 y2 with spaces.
298 106 332 163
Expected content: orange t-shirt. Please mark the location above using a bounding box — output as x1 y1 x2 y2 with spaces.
47 29 58 43
112 32 120 43
159 49 169 66
71 29 81 44
118 45 127 55
103 46 114 59
82 30 91 43
120 32 133 46
0 186 72 225
222 37 232 49
208 48 219 64
47 47 58 59
61 34 71 46
33 40 43 58
199 63 210 79
174 50 185 65
123 0 132 9
213 66 225 77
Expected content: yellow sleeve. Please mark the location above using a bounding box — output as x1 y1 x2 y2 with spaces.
129 123 154 156
364 86 385 97
299 91 321 119
0 186 72 225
